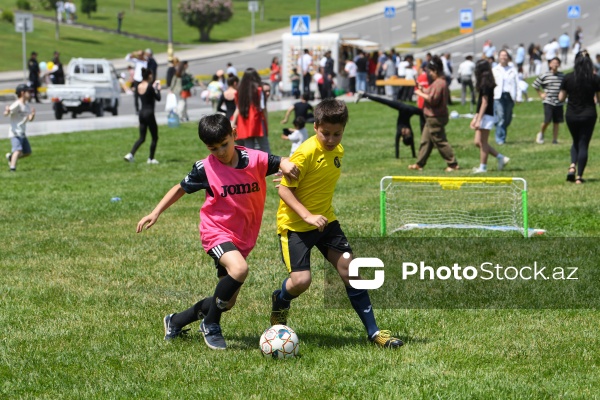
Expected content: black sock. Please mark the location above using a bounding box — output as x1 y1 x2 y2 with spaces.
200 296 213 316
170 297 211 328
276 278 297 308
345 286 379 338
204 275 243 325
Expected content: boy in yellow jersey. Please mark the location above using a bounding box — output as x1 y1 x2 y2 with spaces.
270 99 403 348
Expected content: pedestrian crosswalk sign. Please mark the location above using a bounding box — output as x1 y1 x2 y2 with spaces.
291 15 310 36
567 5 581 19
459 8 473 34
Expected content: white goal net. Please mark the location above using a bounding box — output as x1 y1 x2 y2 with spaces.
380 176 545 237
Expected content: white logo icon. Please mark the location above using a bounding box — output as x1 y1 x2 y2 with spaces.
348 257 385 290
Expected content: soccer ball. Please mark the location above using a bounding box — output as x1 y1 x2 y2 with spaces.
259 324 300 359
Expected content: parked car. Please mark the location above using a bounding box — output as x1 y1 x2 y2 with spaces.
47 58 120 119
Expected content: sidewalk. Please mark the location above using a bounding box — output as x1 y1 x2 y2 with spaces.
0 0 407 83
0 94 360 139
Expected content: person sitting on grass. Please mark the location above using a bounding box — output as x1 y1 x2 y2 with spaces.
136 113 299 350
281 116 308 156
269 99 403 349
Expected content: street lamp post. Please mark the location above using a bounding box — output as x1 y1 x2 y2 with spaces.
167 0 173 61
482 0 488 21
55 9 60 40
316 0 321 33
411 0 417 45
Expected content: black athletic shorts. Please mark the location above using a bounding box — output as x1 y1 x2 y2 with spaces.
279 220 353 273
207 241 238 277
543 103 564 124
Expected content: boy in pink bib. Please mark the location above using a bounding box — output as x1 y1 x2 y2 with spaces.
136 113 298 350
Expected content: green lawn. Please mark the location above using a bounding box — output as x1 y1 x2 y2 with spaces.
0 0 381 72
1 99 599 397
0 17 168 72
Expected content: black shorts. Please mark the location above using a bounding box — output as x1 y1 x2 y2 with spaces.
207 241 238 277
543 103 564 124
279 220 353 273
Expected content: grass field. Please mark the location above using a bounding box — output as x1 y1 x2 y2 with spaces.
0 0 379 72
1 99 599 398
0 17 167 73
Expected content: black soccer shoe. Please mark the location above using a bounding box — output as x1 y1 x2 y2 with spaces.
270 290 290 326
163 314 189 340
370 330 404 349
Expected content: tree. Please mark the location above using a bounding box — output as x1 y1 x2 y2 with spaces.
81 0 97 18
39 0 59 11
179 0 233 43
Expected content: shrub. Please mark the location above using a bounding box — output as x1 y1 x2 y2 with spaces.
2 9 15 23
38 0 58 11
16 0 32 10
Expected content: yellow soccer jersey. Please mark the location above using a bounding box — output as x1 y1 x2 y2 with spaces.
277 135 344 233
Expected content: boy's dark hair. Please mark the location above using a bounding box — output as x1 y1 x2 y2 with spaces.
15 83 30 97
548 57 561 65
301 92 310 101
198 114 233 145
314 99 348 127
293 116 306 130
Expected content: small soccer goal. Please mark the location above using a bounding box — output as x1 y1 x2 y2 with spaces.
380 176 545 238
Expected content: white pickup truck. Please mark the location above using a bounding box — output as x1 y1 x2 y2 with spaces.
47 58 121 119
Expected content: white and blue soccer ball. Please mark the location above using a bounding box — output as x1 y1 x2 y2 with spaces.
259 324 300 359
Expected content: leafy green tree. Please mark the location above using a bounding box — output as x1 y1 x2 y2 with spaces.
178 0 233 42
81 0 97 18
39 0 58 10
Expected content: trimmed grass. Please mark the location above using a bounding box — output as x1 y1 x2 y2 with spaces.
0 18 169 72
1 99 599 397
0 0 379 72
396 0 551 49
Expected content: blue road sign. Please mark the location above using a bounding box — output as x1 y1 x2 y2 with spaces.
567 5 581 19
291 15 310 36
459 8 474 29
384 6 396 18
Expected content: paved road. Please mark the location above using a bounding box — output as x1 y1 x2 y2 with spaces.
424 0 599 62
184 0 527 80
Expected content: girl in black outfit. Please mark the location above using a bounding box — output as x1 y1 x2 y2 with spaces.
355 91 420 159
217 75 239 120
558 51 600 184
124 68 162 164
